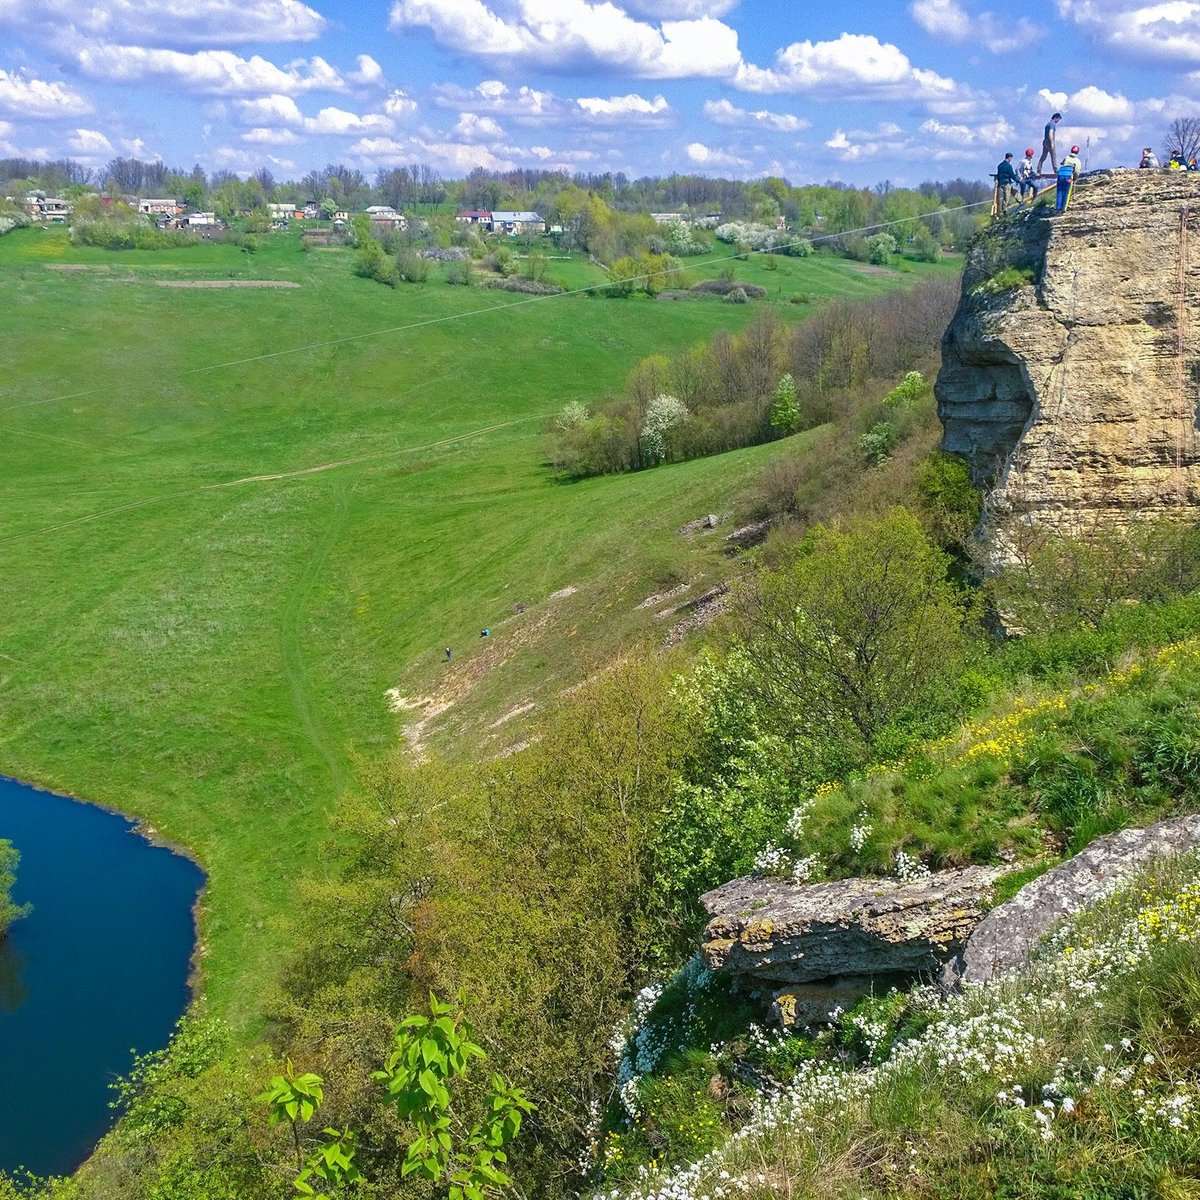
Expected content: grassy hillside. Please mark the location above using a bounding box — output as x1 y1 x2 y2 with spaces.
0 226 952 1026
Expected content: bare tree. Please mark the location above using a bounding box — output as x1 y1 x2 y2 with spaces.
1163 116 1200 162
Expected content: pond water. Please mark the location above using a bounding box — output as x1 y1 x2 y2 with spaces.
0 775 203 1177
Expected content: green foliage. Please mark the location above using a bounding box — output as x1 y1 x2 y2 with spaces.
768 373 799 435
973 265 1036 294
858 419 899 466
883 370 926 408
866 232 899 264
913 451 982 552
70 219 200 251
607 251 682 297
295 1129 361 1199
733 508 976 749
374 993 534 1200
988 519 1200 635
0 840 29 937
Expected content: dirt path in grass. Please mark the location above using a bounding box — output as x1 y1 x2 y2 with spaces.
155 280 301 289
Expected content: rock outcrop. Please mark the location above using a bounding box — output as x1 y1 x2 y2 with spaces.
937 170 1200 563
947 812 1200 986
700 866 1004 987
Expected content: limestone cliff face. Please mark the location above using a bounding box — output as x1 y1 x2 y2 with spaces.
937 170 1200 561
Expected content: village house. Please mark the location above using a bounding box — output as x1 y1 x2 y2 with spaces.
22 193 72 222
365 204 407 231
650 212 688 225
267 202 295 221
183 211 218 227
138 198 179 216
490 210 545 235
455 210 492 225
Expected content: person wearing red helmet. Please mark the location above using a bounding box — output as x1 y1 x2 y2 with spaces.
1016 147 1039 203
1055 146 1082 212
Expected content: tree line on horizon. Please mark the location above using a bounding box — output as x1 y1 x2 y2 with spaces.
1 154 989 239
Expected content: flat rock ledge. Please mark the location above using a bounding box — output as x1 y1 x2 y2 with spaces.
701 866 1006 987
948 812 1200 987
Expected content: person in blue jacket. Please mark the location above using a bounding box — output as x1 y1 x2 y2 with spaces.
995 152 1021 212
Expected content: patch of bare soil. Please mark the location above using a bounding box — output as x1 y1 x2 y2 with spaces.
489 701 537 729
46 263 107 271
155 279 301 288
385 610 553 757
548 585 578 600
662 584 730 648
635 581 691 611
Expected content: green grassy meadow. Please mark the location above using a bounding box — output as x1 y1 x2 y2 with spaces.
0 226 957 1027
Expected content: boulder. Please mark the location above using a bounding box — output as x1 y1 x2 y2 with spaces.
950 812 1200 986
701 866 1005 987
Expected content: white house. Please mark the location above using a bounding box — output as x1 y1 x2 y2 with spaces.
139 198 179 215
490 210 545 235
183 211 218 226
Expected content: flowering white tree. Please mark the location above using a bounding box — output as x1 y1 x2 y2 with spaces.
640 394 689 465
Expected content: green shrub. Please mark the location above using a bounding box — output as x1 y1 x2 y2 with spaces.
0 840 29 937
858 420 899 466
973 265 1036 294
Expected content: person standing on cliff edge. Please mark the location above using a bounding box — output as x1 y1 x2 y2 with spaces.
1038 112 1062 175
1055 146 1082 212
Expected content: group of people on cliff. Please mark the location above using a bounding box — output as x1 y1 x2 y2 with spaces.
994 114 1081 214
1139 147 1198 171
995 110 1200 219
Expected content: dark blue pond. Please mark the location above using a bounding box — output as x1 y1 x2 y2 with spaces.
0 775 203 1177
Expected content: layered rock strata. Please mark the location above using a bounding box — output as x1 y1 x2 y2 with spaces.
700 865 1004 987
937 170 1200 562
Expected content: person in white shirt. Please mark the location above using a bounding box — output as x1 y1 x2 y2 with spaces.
1016 148 1040 202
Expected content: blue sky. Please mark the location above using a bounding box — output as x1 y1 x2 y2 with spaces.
0 0 1195 187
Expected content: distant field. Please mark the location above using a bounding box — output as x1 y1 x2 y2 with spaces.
0 226 958 1026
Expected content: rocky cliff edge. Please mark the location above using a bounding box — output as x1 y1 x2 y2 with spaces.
937 170 1200 562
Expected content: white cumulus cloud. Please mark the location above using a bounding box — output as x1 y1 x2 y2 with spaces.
389 0 742 78
703 97 807 131
383 89 418 117
75 45 344 95
349 54 384 84
240 126 301 143
910 0 1042 52
350 133 518 172
576 92 670 121
454 110 506 137
734 32 960 100
66 127 112 155
304 106 392 134
685 139 748 168
236 93 304 125
0 0 326 46
621 0 738 15
0 67 91 117
433 79 558 121
1058 0 1200 66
